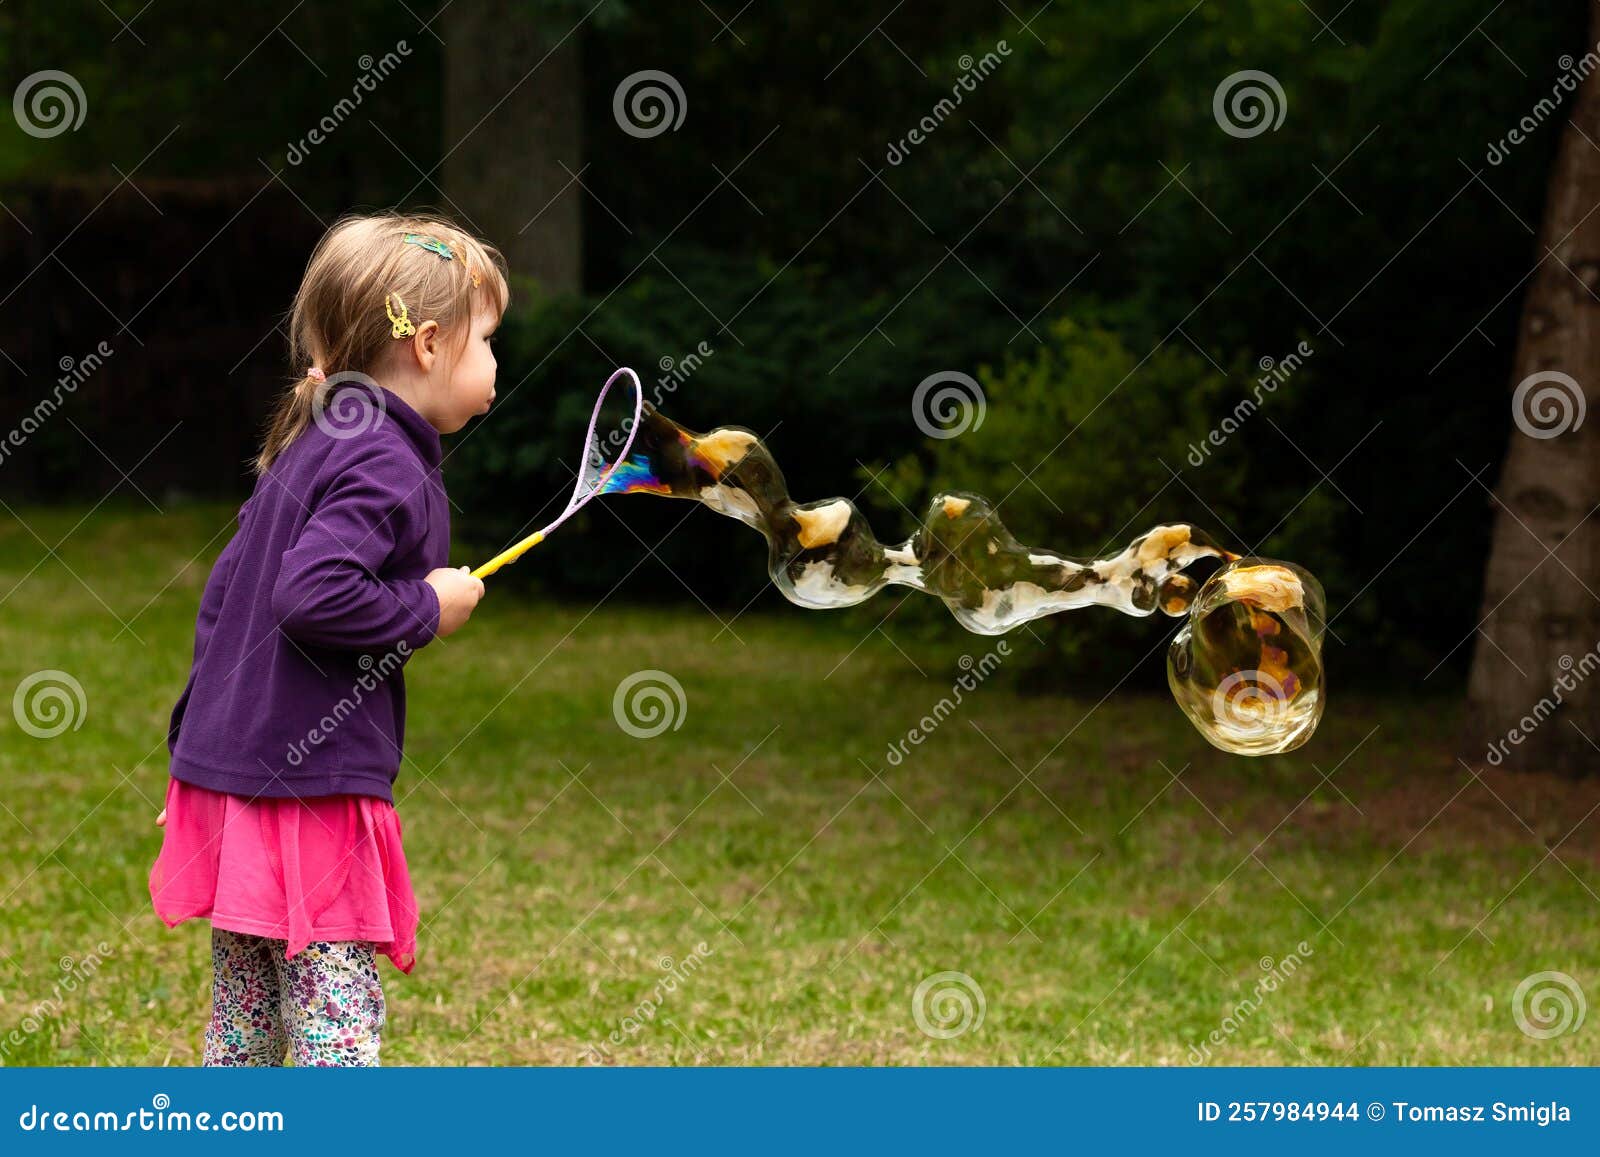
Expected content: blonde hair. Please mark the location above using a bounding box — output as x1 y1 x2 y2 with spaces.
257 211 510 472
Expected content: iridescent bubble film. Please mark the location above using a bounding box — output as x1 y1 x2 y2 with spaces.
1165 560 1325 756
594 405 1326 755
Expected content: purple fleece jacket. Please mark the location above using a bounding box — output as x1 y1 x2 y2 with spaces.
167 387 447 802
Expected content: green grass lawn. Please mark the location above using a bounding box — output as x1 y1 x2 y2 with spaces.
1 504 1597 1066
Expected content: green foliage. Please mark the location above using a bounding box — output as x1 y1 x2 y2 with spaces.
861 317 1342 684
869 318 1245 554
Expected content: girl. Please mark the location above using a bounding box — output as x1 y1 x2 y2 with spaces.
148 212 508 1066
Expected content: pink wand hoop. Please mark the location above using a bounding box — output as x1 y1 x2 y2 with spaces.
471 366 644 579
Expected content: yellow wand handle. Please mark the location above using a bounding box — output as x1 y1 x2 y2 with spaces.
471 530 546 580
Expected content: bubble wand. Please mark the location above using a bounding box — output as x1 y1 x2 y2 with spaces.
471 366 644 579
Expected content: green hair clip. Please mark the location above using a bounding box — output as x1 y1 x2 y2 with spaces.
402 233 454 261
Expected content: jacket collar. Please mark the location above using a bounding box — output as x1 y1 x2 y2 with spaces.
380 387 443 470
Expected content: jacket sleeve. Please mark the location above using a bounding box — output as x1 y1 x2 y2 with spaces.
168 506 247 753
270 442 442 652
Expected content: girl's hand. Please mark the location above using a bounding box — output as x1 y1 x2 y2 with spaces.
156 807 167 827
425 566 486 638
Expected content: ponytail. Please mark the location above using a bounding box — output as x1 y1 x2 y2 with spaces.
256 376 321 474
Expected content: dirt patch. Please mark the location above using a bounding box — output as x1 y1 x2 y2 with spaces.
1241 762 1600 865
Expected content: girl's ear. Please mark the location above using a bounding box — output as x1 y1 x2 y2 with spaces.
409 319 441 373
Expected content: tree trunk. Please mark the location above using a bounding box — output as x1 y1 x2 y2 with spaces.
1466 2 1600 775
443 1 583 295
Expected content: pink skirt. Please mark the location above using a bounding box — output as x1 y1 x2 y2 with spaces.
149 776 418 973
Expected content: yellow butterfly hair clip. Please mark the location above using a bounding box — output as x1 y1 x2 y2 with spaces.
385 293 416 339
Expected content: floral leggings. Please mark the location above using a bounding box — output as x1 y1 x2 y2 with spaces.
203 927 385 1067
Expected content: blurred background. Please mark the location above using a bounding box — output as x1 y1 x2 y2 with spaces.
3 1 1600 1065
5 1 1592 708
